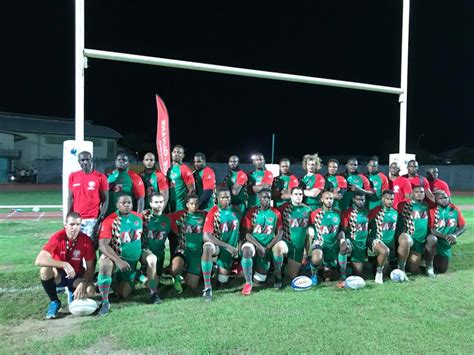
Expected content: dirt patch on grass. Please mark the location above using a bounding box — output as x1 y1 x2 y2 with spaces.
0 264 15 272
80 337 142 354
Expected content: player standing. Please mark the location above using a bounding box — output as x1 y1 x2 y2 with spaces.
300 154 325 211
223 155 248 216
247 153 274 209
404 160 435 203
167 145 195 213
365 156 389 211
193 152 216 211
339 158 373 211
140 152 169 210
324 159 347 211
388 162 412 210
272 158 299 208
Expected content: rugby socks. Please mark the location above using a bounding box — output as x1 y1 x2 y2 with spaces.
201 260 213 290
310 262 318 277
273 255 284 278
98 274 112 304
338 253 347 279
376 266 384 274
241 257 253 285
148 279 158 294
398 260 406 271
41 278 59 302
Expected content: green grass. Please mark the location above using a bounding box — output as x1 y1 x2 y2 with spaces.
450 195 474 205
0 191 62 205
1 212 473 353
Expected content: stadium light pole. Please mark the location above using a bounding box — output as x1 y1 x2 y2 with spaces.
399 0 410 154
75 0 85 142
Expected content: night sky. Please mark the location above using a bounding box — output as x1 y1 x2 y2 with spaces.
2 1 473 162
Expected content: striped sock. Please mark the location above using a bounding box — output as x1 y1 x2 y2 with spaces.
241 257 253 285
201 260 213 290
310 262 318 277
148 279 158 294
273 255 284 278
97 274 112 304
338 253 347 279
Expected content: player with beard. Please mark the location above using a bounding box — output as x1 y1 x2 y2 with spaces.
365 156 389 211
324 159 347 211
300 154 325 211
193 152 216 211
139 152 169 210
272 158 300 208
426 167 451 208
388 162 412 210
223 155 248 215
340 158 373 212
404 160 435 204
167 145 195 213
247 153 274 208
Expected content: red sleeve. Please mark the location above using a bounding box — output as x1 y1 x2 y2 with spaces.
99 173 109 191
272 208 283 229
99 215 115 240
315 174 325 190
453 205 466 227
397 201 406 214
341 210 351 229
277 202 289 216
236 171 247 186
68 173 74 190
310 208 322 224
402 178 412 196
337 176 348 189
443 181 452 196
81 234 96 261
361 175 371 191
380 173 389 192
202 167 216 190
156 171 169 191
368 207 381 222
428 208 436 229
242 208 256 229
180 165 195 186
129 172 145 198
42 231 62 254
261 170 274 185
203 207 218 233
289 176 299 190
168 211 184 235
422 177 431 192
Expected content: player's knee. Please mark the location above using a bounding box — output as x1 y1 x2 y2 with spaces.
86 283 96 297
39 267 54 281
377 243 390 257
340 242 348 255
399 233 412 247
241 243 255 258
253 272 267 283
99 256 114 273
272 241 287 256
217 274 230 284
426 235 438 246
146 254 157 267
202 242 215 256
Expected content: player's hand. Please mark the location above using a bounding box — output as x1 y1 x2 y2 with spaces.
63 263 76 279
116 259 131 272
225 245 238 258
447 234 457 245
256 244 266 257
73 281 86 300
141 209 152 221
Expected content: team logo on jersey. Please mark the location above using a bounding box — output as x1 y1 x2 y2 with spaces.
267 217 274 223
332 217 339 222
302 211 308 216
161 222 167 228
87 181 96 190
393 185 400 193
72 250 81 259
134 221 140 226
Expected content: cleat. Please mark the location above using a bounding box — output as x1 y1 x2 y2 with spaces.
311 274 318 286
173 277 183 294
66 287 74 304
202 288 212 302
241 283 252 296
98 302 110 316
426 267 436 278
336 281 345 289
375 272 384 285
151 293 162 304
46 300 61 319
273 276 283 289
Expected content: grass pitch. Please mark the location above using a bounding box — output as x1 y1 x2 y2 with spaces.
0 194 473 353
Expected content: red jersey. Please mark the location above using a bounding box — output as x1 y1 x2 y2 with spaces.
42 230 95 275
405 175 431 191
68 170 108 219
429 178 451 196
389 176 412 210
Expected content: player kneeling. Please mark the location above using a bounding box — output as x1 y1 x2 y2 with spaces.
35 212 96 319
241 189 285 294
141 193 171 304
367 190 398 284
309 191 348 284
97 194 143 316
168 194 207 292
427 191 466 275
200 187 241 301
278 187 313 281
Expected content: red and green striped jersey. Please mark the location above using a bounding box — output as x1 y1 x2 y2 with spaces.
140 170 169 208
107 169 145 215
143 213 171 253
203 205 241 247
310 208 341 249
300 173 325 209
194 166 216 211
429 204 465 235
366 172 389 211
224 169 248 205
397 201 429 243
169 210 206 253
368 206 398 246
341 208 369 244
247 169 274 208
278 203 312 250
167 164 195 212
339 173 371 211
324 175 348 211
99 211 143 262
242 207 282 247
272 174 300 207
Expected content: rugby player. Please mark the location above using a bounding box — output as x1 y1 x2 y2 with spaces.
300 154 325 211
193 152 216 211
140 152 169 210
272 158 299 208
167 145 195 213
247 153 273 208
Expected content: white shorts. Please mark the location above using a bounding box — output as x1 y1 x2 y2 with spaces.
80 218 97 238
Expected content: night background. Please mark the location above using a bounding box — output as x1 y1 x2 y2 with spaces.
1 1 473 163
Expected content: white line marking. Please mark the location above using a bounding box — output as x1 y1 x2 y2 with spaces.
0 210 16 222
35 212 45 221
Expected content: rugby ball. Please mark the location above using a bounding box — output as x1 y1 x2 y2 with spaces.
390 269 405 283
344 276 365 289
69 298 98 316
291 276 313 291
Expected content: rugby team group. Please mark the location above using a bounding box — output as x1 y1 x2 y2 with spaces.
34 145 466 318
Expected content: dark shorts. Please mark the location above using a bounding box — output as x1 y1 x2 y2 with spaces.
56 269 84 290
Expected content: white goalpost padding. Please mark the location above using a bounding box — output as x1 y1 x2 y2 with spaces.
67 0 413 214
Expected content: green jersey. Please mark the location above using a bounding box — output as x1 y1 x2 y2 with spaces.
140 170 169 208
324 175 347 211
310 208 341 249
342 208 369 244
224 169 248 205
300 173 325 210
100 211 143 262
167 164 194 212
397 201 429 243
272 174 299 207
247 169 274 208
429 204 465 235
339 173 371 211
107 169 145 215
204 206 241 247
368 206 398 246
366 172 389 211
194 166 216 211
170 210 206 253
243 207 282 247
143 213 171 254
279 203 312 249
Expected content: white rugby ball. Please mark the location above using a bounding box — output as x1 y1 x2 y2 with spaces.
390 269 404 283
32 207 40 212
344 276 365 289
291 276 313 291
69 298 98 316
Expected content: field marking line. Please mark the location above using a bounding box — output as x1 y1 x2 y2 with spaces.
35 212 45 221
0 210 17 222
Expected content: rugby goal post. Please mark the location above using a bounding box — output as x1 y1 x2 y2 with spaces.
65 0 413 215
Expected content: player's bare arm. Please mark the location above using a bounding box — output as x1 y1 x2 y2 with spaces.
35 250 75 278
266 226 283 250
98 239 130 271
